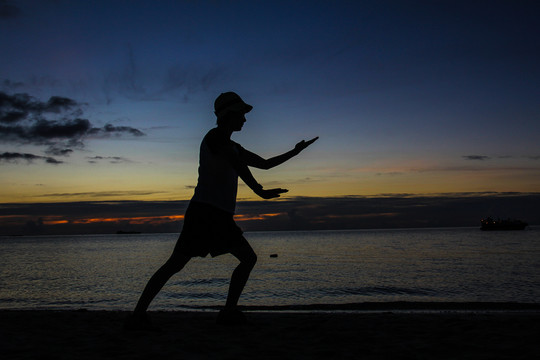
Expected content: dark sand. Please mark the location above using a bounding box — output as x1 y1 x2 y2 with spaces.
1 303 539 359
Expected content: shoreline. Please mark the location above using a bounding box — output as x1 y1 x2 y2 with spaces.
229 301 540 312
1 304 538 359
3 301 539 313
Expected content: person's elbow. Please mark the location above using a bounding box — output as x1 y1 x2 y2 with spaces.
251 159 272 170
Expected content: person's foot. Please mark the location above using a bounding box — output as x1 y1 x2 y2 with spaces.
216 308 247 326
123 312 161 332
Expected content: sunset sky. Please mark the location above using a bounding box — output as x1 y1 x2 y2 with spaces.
1 0 539 233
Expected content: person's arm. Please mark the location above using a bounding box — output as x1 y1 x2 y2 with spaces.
236 162 288 199
207 132 287 199
241 137 319 170
232 154 288 199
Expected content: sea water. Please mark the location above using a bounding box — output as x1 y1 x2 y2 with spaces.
0 228 539 310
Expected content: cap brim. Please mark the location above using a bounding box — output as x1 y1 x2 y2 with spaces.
228 102 252 114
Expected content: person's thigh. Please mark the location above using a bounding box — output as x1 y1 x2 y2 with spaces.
163 250 192 273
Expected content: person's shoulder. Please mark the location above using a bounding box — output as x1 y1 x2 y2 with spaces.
205 127 220 137
204 128 230 153
204 127 225 143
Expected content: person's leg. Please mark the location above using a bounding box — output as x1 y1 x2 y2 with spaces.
133 252 191 316
225 237 257 309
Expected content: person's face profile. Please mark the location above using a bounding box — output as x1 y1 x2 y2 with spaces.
230 112 246 131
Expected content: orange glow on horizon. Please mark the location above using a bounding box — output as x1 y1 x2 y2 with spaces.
72 215 185 225
43 220 69 225
234 213 284 221
1 213 287 228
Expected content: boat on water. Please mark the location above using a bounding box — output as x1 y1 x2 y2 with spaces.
480 217 528 231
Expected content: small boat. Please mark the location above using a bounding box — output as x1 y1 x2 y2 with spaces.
480 217 528 231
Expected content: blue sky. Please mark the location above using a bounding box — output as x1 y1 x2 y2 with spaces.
1 0 540 207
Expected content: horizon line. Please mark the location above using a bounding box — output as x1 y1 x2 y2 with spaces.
3 191 540 205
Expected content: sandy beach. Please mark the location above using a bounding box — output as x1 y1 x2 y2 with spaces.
1 304 539 360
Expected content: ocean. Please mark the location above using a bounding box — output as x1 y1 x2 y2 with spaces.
0 228 539 311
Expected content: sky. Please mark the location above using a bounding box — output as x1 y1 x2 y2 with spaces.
1 0 539 234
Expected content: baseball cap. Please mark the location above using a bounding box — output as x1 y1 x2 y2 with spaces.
214 92 253 118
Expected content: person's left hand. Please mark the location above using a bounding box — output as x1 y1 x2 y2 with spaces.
256 188 288 199
295 136 319 153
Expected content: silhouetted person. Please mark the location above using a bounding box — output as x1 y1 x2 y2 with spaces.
126 92 317 328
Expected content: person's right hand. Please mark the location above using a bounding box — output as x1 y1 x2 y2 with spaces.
256 188 288 199
294 136 319 153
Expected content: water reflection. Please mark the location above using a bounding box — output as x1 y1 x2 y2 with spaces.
0 228 539 310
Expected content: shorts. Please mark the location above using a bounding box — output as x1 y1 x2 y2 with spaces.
173 201 244 258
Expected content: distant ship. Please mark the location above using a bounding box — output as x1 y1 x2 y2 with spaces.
480 217 528 231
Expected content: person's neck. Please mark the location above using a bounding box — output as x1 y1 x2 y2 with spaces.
216 125 233 139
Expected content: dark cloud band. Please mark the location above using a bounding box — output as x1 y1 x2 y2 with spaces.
0 91 145 165
0 92 79 123
1 193 539 235
463 155 491 161
0 152 63 164
88 124 145 138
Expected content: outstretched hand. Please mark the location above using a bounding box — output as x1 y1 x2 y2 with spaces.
253 137 317 200
256 188 288 199
295 136 319 153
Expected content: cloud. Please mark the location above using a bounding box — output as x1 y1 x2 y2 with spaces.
160 64 228 97
30 118 91 139
46 147 73 156
0 0 21 19
0 92 89 146
101 44 230 104
86 156 133 164
0 152 63 164
35 190 168 198
1 79 24 90
462 155 491 161
375 172 403 177
0 92 80 123
461 154 540 163
0 91 146 164
87 123 145 138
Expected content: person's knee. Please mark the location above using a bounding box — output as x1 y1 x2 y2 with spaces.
241 251 257 269
231 240 257 269
252 250 258 264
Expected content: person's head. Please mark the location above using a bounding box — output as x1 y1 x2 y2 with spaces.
214 92 252 130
